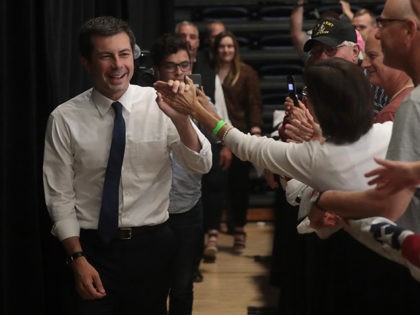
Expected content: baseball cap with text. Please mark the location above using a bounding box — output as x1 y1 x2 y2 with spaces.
303 18 357 52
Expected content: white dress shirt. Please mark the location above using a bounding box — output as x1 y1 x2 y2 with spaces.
43 85 212 241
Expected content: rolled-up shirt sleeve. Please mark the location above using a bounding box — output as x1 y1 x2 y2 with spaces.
43 114 80 241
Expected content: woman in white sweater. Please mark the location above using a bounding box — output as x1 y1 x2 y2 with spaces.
154 58 414 314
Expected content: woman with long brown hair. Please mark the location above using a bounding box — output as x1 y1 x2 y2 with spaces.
208 31 263 253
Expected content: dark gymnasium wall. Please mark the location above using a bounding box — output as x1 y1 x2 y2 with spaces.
0 1 173 313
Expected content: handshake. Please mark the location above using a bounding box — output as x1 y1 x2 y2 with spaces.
154 77 199 116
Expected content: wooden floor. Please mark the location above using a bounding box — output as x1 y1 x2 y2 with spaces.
193 221 279 315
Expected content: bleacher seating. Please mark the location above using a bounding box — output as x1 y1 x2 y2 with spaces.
199 6 250 21
259 5 295 20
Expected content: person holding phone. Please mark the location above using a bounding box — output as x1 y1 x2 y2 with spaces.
154 57 397 313
175 21 232 266
151 33 212 315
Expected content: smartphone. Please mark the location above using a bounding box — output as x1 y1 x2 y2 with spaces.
187 74 202 88
287 74 299 107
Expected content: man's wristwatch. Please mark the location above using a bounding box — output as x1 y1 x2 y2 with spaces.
66 251 85 265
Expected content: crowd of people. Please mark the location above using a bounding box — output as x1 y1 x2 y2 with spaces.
42 0 420 314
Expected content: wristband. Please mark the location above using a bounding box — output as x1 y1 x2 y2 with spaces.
212 120 227 137
66 251 85 265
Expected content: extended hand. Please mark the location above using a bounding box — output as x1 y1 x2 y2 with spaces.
219 146 232 170
365 157 420 194
154 78 197 116
308 206 342 230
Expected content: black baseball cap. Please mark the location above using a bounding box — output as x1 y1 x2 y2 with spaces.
303 18 357 52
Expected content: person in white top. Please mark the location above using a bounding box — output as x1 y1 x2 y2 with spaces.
43 16 211 315
154 57 402 313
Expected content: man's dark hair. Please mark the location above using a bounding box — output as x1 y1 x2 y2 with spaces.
151 33 190 66
304 58 374 144
79 16 136 60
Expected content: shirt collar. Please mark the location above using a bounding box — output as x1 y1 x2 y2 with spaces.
91 85 134 116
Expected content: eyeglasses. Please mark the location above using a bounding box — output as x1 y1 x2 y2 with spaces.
163 61 191 72
376 17 407 28
376 16 420 30
310 43 347 57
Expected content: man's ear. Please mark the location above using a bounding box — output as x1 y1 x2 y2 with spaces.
353 44 361 63
405 19 418 38
80 56 91 74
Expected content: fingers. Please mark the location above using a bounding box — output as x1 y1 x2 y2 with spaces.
76 278 106 300
184 76 194 85
365 166 384 178
373 157 392 167
285 119 314 142
168 80 184 93
92 272 106 295
219 148 232 170
155 92 163 104
77 283 106 300
154 79 190 94
72 259 106 300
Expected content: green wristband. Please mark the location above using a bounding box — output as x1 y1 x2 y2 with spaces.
212 120 226 137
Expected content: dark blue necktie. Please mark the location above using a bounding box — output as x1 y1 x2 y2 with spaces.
98 102 126 242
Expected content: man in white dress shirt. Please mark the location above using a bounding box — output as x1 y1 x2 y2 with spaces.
43 16 211 315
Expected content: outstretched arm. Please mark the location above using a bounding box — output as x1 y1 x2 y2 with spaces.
316 186 415 221
290 0 308 54
340 1 354 20
366 158 420 194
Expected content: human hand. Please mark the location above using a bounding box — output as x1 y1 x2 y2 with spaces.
284 97 307 120
264 169 280 189
284 97 314 142
308 206 342 230
285 119 314 143
365 157 420 194
154 78 197 116
71 257 106 300
219 146 232 170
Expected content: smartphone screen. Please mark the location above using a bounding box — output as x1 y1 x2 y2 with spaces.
187 74 202 88
287 75 299 106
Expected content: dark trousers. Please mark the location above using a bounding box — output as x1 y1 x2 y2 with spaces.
76 224 175 315
202 143 228 232
168 200 203 315
270 188 306 315
228 155 251 228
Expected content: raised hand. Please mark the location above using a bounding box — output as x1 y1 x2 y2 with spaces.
154 78 197 116
283 97 323 143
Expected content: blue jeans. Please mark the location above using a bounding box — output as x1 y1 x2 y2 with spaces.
167 200 203 315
